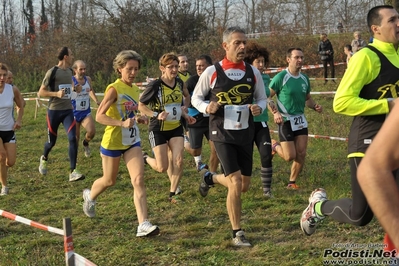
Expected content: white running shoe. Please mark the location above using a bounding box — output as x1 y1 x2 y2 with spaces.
300 188 328 236
264 190 273 198
83 141 91 158
82 189 96 218
136 220 160 237
69 169 85 182
39 156 48 175
232 230 252 247
0 186 9 196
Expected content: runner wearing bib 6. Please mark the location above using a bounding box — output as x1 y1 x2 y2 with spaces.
139 52 195 203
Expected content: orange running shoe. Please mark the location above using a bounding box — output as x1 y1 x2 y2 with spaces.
287 183 300 190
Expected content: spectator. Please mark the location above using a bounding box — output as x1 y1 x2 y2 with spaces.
343 44 353 64
351 31 367 53
337 21 344 33
318 33 335 84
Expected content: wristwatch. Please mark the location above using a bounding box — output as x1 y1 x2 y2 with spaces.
152 112 159 118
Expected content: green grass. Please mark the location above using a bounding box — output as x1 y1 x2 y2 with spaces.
0 81 385 265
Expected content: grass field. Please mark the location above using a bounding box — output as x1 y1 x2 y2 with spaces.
0 81 387 266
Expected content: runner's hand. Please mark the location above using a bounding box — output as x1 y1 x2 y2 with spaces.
206 101 220 114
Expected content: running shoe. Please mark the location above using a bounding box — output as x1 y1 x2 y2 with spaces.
69 169 85 182
232 230 252 247
136 220 160 237
175 186 182 195
0 186 9 196
198 169 212 197
82 189 96 218
300 188 328 236
196 161 209 172
83 140 91 157
264 190 273 198
287 183 300 190
168 195 181 204
39 155 48 175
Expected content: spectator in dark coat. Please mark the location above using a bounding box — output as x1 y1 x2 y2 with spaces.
318 33 335 84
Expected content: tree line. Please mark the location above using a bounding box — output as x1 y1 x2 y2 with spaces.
0 0 393 92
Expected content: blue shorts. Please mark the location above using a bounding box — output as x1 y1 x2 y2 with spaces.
100 142 141 158
74 109 91 123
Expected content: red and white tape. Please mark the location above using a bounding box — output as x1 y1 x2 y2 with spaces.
265 62 346 74
0 209 64 235
270 130 348 142
0 209 97 266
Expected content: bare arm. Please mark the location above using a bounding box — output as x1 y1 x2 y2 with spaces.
96 87 132 128
268 88 283 124
38 84 64 98
305 93 322 113
13 86 24 130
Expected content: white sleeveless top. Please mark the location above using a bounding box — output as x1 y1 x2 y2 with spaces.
71 77 91 111
0 84 15 131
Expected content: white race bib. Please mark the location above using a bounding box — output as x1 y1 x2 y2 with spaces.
164 103 182 121
122 123 140 146
289 113 308 131
223 105 249 130
75 98 89 111
59 84 72 99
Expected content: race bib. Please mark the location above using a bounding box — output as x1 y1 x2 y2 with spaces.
121 123 140 146
75 98 89 111
164 103 182 121
289 113 308 131
59 84 72 99
223 105 249 130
